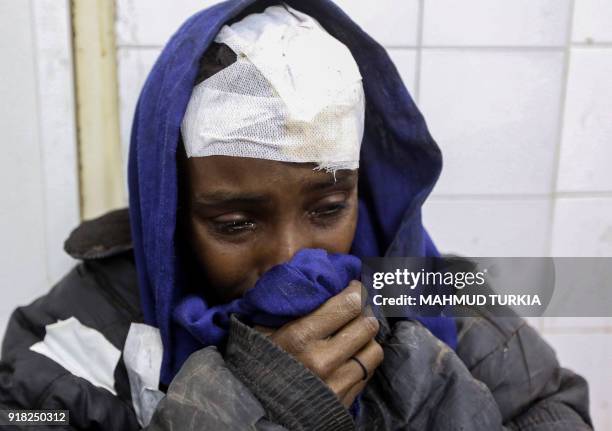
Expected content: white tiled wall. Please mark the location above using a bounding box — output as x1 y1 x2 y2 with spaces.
333 0 420 47
422 0 572 47
117 47 162 177
0 1 79 339
572 0 612 44
425 198 552 257
551 197 612 256
557 48 612 193
420 49 564 195
114 1 611 428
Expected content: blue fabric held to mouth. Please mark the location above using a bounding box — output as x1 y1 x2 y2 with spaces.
174 249 362 350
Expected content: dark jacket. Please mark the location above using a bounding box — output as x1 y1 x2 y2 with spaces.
0 209 592 430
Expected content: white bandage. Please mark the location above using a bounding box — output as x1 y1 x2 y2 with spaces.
181 4 365 172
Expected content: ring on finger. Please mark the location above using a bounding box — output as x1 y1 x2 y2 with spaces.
350 356 368 381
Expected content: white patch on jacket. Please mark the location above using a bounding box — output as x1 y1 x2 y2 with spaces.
123 323 164 427
30 317 121 395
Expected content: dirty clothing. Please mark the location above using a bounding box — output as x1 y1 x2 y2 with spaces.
127 0 456 385
0 209 592 430
0 0 593 429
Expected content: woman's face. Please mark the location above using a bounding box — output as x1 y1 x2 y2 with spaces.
181 155 359 303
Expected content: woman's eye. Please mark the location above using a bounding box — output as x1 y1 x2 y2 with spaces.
211 219 256 235
310 202 348 218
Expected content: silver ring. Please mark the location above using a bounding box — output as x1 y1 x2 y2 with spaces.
350 356 368 381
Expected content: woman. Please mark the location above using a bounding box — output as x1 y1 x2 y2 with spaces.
0 1 591 430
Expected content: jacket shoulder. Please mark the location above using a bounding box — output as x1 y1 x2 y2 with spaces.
64 207 133 260
0 210 142 429
454 310 590 424
2 254 141 359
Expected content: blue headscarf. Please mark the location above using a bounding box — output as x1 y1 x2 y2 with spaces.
128 0 455 386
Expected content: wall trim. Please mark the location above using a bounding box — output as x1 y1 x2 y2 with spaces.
72 0 124 220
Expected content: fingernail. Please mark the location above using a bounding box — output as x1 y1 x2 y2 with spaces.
347 292 362 308
366 316 379 330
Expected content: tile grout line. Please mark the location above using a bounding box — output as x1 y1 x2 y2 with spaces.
413 0 425 104
555 191 612 198
541 326 612 335
547 0 576 258
429 194 552 201
115 44 582 51
114 44 612 52
428 191 612 201
572 41 612 48
29 0 51 286
419 45 565 51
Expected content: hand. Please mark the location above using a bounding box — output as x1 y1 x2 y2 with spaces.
256 281 384 407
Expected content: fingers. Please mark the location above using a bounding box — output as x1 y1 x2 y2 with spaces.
303 280 365 336
341 380 368 408
264 279 383 408
272 281 364 352
325 339 384 400
324 314 380 370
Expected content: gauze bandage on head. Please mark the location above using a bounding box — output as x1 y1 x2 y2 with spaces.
180 4 365 172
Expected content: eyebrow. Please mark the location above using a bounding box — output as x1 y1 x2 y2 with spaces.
193 171 357 207
300 171 357 193
193 191 269 206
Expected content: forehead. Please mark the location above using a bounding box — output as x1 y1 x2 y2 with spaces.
184 155 356 195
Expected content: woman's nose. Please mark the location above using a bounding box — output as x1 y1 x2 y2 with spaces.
258 224 310 275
